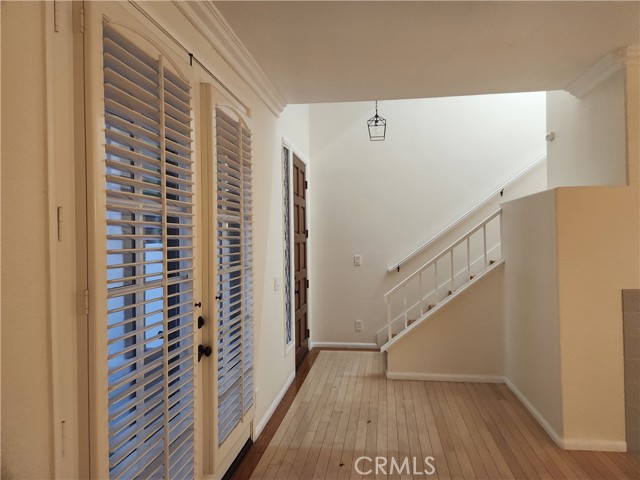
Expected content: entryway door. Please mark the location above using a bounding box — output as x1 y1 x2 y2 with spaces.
293 155 309 366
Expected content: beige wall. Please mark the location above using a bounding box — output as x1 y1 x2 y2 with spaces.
0 1 310 477
556 186 638 448
1 2 54 478
502 189 564 438
554 55 639 448
547 70 626 188
386 263 505 379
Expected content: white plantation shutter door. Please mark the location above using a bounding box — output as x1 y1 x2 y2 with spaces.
215 107 254 447
103 23 196 479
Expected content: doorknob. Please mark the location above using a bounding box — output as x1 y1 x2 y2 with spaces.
197 316 205 329
198 345 212 362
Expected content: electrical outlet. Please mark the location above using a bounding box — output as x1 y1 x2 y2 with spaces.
355 319 363 332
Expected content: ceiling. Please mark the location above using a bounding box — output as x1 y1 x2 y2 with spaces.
213 1 640 104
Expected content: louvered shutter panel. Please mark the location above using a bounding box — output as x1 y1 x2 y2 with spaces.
215 107 254 446
103 24 195 479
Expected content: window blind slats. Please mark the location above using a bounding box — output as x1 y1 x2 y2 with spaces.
215 107 254 448
103 23 194 478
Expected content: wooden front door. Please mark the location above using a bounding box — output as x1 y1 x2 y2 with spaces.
293 155 309 366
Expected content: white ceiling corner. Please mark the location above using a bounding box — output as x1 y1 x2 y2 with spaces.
566 49 627 99
213 1 640 104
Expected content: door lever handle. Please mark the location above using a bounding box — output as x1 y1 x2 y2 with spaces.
198 345 212 362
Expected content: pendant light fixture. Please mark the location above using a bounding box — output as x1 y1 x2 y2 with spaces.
367 101 386 141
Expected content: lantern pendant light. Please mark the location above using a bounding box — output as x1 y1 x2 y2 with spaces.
367 101 386 141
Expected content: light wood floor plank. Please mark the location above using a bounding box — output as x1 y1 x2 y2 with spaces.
410 380 445 480
245 351 639 480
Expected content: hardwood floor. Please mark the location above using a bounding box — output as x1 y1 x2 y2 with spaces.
233 350 639 479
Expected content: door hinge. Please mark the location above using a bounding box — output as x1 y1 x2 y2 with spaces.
53 0 59 32
79 6 85 34
306 279 310 289
304 180 308 190
57 206 63 242
305 229 308 238
83 289 89 315
306 328 310 338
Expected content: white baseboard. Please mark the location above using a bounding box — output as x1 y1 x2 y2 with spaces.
561 438 627 452
253 369 295 440
386 371 505 383
504 378 627 452
504 378 565 448
310 341 378 350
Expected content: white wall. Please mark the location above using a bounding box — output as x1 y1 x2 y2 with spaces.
547 70 626 188
252 103 310 436
502 189 564 439
309 94 546 345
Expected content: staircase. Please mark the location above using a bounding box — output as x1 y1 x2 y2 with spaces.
379 209 504 351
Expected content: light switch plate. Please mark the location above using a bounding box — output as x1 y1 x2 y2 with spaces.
354 254 362 266
274 275 281 291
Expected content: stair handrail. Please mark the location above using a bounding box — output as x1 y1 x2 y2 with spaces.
387 155 545 273
383 209 502 345
384 209 502 300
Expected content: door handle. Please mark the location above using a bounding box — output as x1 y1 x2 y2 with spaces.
197 316 205 329
198 345 212 362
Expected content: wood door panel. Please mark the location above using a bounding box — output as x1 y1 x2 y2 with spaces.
293 155 309 367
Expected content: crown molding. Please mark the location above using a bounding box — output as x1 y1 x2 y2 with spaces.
625 45 640 66
174 1 286 117
566 45 638 99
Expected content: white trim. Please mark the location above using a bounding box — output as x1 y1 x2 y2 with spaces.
310 341 378 350
386 372 505 383
281 142 294 352
566 48 627 99
561 438 627 452
625 45 639 66
387 155 546 272
174 1 286 116
253 370 296 440
505 378 627 452
504 378 565 448
204 424 252 480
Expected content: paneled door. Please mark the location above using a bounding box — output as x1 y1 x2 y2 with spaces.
293 155 309 366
